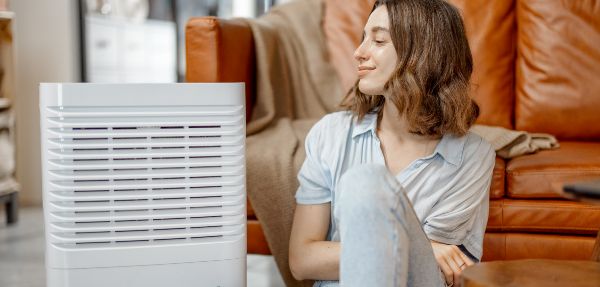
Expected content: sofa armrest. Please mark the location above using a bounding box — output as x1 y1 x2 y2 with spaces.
185 16 256 120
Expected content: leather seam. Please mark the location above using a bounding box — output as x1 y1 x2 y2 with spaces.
497 226 599 230
506 195 563 199
502 205 600 209
508 170 600 176
500 200 504 234
485 231 596 238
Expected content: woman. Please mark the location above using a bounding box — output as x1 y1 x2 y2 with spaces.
288 0 495 286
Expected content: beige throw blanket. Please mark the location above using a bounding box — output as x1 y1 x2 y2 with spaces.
243 0 340 286
243 1 558 286
470 125 559 158
244 1 342 136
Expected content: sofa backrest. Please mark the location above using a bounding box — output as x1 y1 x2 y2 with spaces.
185 0 600 140
450 0 516 129
514 0 600 140
326 0 517 129
323 0 375 95
185 17 256 120
324 0 600 139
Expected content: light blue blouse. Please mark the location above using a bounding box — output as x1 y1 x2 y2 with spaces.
295 111 495 260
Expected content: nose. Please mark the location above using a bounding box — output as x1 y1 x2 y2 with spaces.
353 40 368 63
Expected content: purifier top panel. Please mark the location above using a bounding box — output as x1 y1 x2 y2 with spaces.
39 83 244 107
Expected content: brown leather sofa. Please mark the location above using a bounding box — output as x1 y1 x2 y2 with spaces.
185 0 600 261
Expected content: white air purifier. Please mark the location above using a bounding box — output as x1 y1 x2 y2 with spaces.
39 83 246 287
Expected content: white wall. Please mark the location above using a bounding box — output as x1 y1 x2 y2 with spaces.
232 0 256 18
12 0 80 205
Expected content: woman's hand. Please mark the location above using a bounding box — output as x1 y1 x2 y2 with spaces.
430 241 474 287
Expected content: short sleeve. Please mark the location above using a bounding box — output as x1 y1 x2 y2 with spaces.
295 118 332 205
423 136 496 245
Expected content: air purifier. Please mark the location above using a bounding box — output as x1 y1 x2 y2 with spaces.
39 83 246 287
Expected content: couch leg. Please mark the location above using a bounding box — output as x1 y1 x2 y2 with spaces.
6 193 17 225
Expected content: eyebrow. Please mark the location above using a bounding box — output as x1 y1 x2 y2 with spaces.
371 26 389 33
361 26 390 40
362 26 389 38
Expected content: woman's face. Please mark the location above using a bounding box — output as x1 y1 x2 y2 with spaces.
354 5 398 96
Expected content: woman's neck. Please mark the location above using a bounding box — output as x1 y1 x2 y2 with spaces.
376 101 442 174
377 101 436 144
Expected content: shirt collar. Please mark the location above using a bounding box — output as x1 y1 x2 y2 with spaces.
352 113 467 166
351 113 378 138
433 133 467 166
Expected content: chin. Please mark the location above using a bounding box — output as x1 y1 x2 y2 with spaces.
358 81 384 96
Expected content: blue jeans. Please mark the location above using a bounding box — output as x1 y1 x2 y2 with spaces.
315 164 446 287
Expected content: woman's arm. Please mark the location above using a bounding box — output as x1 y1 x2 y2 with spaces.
426 137 496 286
431 240 474 287
289 203 340 281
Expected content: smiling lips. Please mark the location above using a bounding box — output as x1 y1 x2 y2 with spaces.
357 66 375 77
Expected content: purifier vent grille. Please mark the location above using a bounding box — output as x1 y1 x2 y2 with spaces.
44 106 245 249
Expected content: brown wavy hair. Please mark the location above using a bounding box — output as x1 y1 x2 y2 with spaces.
341 0 479 137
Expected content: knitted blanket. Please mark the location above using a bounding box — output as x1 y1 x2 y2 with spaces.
243 0 340 286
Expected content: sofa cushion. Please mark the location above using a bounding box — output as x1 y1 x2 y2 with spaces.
507 142 600 198
515 0 600 140
490 157 505 199
449 0 516 129
482 233 596 261
487 199 600 235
